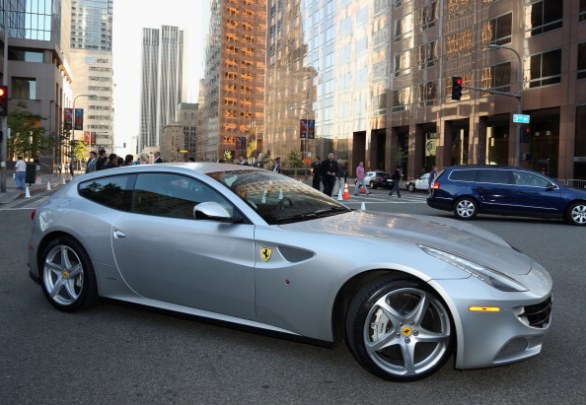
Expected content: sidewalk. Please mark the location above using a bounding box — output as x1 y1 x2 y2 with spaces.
0 169 69 205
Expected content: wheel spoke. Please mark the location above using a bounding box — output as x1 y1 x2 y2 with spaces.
63 279 79 300
374 295 404 326
408 291 429 326
414 329 450 345
61 246 74 270
49 277 65 299
366 331 401 354
399 340 417 375
68 263 83 279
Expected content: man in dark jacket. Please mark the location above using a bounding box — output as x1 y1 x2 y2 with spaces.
388 165 402 197
311 156 322 190
321 153 339 197
96 148 108 171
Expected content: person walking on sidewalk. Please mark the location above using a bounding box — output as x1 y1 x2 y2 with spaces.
15 156 27 190
321 153 339 197
353 161 370 195
388 165 402 198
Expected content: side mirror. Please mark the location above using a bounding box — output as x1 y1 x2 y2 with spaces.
193 201 231 220
546 183 557 190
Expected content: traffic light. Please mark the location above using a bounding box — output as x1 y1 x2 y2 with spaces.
521 125 531 143
451 76 463 101
0 85 7 116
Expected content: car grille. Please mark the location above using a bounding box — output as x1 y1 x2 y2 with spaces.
521 297 552 328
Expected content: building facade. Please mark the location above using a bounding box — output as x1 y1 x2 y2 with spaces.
69 0 114 154
261 0 586 181
1 0 74 171
200 0 266 163
138 25 183 153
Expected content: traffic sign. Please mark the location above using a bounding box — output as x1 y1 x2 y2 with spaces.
513 114 530 124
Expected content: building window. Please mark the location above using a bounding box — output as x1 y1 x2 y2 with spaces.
418 41 438 69
526 0 562 37
419 81 438 106
480 62 511 93
392 87 411 112
447 29 472 60
420 1 438 31
579 43 586 80
484 12 512 46
528 49 561 88
580 0 586 21
394 50 412 76
8 49 44 62
394 13 414 41
12 77 37 100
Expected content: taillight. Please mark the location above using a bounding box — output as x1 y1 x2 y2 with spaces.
432 181 440 189
30 209 36 221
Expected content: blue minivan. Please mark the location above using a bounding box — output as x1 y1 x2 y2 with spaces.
427 165 586 225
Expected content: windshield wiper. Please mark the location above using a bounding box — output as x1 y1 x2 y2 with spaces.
274 207 351 224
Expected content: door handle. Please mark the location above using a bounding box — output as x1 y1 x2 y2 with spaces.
113 229 126 239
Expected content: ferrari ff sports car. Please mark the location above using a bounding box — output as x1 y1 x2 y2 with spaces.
28 163 553 381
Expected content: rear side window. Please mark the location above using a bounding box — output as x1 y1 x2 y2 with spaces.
449 170 476 181
476 170 511 184
79 174 135 211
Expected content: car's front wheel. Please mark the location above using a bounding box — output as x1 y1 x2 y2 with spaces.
453 197 478 220
408 183 415 192
566 202 586 225
40 236 98 312
370 181 376 189
345 277 454 381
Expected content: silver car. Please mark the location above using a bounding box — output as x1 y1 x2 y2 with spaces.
27 163 553 381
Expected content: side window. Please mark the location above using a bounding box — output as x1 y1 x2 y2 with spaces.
476 170 511 184
513 171 550 187
78 174 135 211
449 170 476 181
132 173 241 220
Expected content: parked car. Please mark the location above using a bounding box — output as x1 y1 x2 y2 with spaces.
427 165 586 225
363 170 392 189
28 163 552 381
406 172 431 192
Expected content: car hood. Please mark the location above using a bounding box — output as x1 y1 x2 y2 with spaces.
281 210 533 275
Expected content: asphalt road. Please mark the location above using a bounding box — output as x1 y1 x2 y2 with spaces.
1 190 585 404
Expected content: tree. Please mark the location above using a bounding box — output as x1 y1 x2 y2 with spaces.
287 150 303 178
6 101 50 160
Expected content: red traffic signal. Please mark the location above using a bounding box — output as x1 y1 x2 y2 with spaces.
451 77 463 101
0 85 7 117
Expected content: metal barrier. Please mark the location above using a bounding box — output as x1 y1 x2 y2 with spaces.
560 179 586 189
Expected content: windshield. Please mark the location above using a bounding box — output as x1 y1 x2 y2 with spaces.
208 169 351 224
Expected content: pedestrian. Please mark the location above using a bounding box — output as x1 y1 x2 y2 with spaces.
15 155 26 190
86 151 97 173
57 162 62 175
388 165 402 198
321 153 339 197
139 153 149 164
154 151 163 163
334 159 346 197
354 161 371 195
238 155 249 165
311 156 322 190
272 157 281 173
96 148 108 170
124 154 134 166
104 153 118 169
428 165 437 191
69 156 76 177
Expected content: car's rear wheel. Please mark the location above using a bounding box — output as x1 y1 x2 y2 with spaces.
40 236 98 312
345 277 454 381
370 181 376 189
453 197 478 220
566 202 586 225
408 183 415 192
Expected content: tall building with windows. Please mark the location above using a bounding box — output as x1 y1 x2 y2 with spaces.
263 0 586 181
200 0 266 163
138 25 183 152
1 0 74 169
69 0 114 153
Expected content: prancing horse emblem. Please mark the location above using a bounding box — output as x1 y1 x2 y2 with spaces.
260 247 272 262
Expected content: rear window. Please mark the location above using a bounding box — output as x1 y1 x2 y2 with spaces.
449 170 476 181
79 174 135 211
476 170 511 184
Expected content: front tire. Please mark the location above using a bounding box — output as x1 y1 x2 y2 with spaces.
408 183 415 192
453 197 478 220
566 202 586 225
370 181 376 189
40 236 98 312
345 277 454 381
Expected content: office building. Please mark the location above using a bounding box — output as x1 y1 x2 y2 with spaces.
200 0 266 163
138 25 183 153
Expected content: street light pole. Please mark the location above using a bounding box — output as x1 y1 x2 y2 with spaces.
490 44 523 167
70 94 93 171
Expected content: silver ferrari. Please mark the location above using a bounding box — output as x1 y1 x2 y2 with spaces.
27 162 553 381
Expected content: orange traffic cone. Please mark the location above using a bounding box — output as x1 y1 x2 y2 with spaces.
343 183 350 200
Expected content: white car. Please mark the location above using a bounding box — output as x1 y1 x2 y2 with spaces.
406 172 431 192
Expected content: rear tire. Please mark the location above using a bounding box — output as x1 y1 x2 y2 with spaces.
40 236 98 312
370 181 376 189
408 183 415 192
453 197 478 220
345 277 454 381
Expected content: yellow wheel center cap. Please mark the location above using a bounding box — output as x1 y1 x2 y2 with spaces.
402 326 412 337
62 271 69 279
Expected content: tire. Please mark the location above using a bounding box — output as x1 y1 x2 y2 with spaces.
566 202 586 225
370 181 376 189
40 236 98 312
408 183 415 192
453 197 478 220
345 277 454 381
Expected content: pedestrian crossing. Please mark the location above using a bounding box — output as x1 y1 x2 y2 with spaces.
343 191 429 204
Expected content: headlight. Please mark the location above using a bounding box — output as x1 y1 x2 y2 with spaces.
419 245 527 292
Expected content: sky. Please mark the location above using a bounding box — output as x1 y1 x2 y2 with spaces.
112 0 210 149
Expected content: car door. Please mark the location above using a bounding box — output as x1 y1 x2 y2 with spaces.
473 169 516 213
111 172 257 320
511 170 563 214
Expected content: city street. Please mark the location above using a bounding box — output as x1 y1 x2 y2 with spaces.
1 189 585 404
